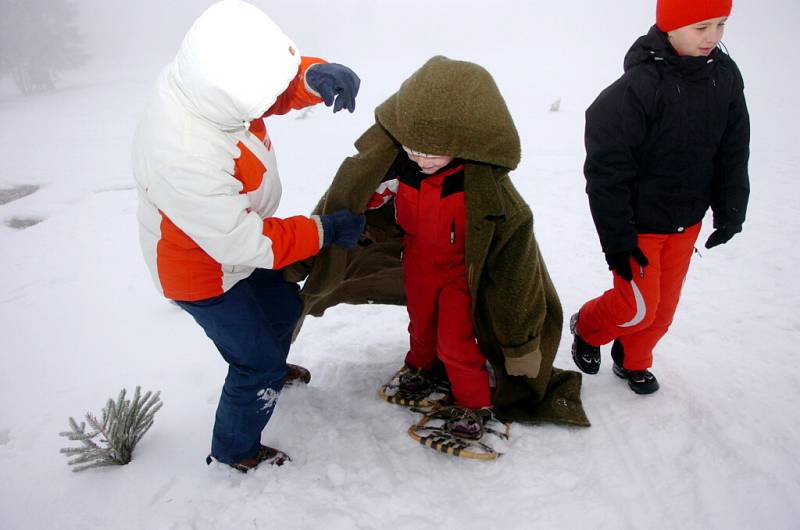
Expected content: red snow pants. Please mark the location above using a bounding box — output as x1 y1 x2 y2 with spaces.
576 223 701 370
396 165 491 409
403 242 491 409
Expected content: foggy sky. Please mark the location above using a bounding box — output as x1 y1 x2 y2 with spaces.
4 0 798 121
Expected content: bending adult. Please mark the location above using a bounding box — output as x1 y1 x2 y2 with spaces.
132 0 364 472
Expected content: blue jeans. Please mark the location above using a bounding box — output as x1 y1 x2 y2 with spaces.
175 269 302 464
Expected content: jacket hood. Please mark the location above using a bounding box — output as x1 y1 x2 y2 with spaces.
375 56 521 171
624 25 720 76
171 0 300 130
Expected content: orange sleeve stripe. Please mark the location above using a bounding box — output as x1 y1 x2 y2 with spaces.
265 56 326 116
263 215 321 269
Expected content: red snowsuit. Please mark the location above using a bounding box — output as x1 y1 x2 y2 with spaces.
368 156 491 409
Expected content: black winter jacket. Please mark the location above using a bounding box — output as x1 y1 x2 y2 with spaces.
583 25 750 253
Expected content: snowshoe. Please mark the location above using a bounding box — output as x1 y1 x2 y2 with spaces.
407 405 511 461
570 312 601 374
379 365 451 408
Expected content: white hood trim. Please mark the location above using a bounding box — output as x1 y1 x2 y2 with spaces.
172 0 301 130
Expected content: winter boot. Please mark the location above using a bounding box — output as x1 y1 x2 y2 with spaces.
445 407 495 440
206 444 290 473
380 364 451 408
230 444 290 473
611 340 659 394
570 313 601 374
398 366 437 394
284 363 311 387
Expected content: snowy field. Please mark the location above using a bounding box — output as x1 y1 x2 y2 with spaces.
1 0 799 528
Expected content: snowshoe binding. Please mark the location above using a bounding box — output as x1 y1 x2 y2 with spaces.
379 365 451 408
407 405 511 461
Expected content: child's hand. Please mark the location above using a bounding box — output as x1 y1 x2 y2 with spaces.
318 210 366 248
604 247 649 282
704 227 739 249
505 349 542 378
305 63 361 113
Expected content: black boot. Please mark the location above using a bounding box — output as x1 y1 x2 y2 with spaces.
570 313 600 374
611 340 659 394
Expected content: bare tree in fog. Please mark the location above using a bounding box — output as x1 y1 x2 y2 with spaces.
0 0 87 94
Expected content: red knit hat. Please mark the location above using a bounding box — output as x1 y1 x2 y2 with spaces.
656 0 733 32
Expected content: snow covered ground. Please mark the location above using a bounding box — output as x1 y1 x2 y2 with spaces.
1 1 799 528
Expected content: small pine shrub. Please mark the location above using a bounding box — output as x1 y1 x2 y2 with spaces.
59 386 163 472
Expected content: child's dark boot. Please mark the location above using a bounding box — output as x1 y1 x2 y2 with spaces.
398 366 437 394
229 444 290 473
206 444 291 473
570 312 601 374
284 363 311 387
611 340 659 394
443 406 494 440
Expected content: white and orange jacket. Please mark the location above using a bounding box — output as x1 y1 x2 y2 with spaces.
132 1 326 301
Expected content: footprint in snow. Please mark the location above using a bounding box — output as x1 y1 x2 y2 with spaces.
0 185 39 205
5 216 44 229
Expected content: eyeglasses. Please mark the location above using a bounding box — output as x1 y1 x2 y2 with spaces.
402 145 444 159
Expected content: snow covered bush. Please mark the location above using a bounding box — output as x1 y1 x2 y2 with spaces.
59 386 162 472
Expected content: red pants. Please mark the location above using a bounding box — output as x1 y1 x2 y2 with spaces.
577 223 701 370
403 245 491 409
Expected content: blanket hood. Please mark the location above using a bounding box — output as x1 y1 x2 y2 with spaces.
375 56 521 171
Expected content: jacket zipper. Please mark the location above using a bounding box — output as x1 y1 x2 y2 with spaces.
450 219 455 244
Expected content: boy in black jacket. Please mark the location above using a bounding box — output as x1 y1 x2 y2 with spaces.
571 0 750 394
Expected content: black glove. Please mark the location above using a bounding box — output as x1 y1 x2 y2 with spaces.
704 226 740 249
305 63 360 113
604 246 649 282
320 210 366 248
